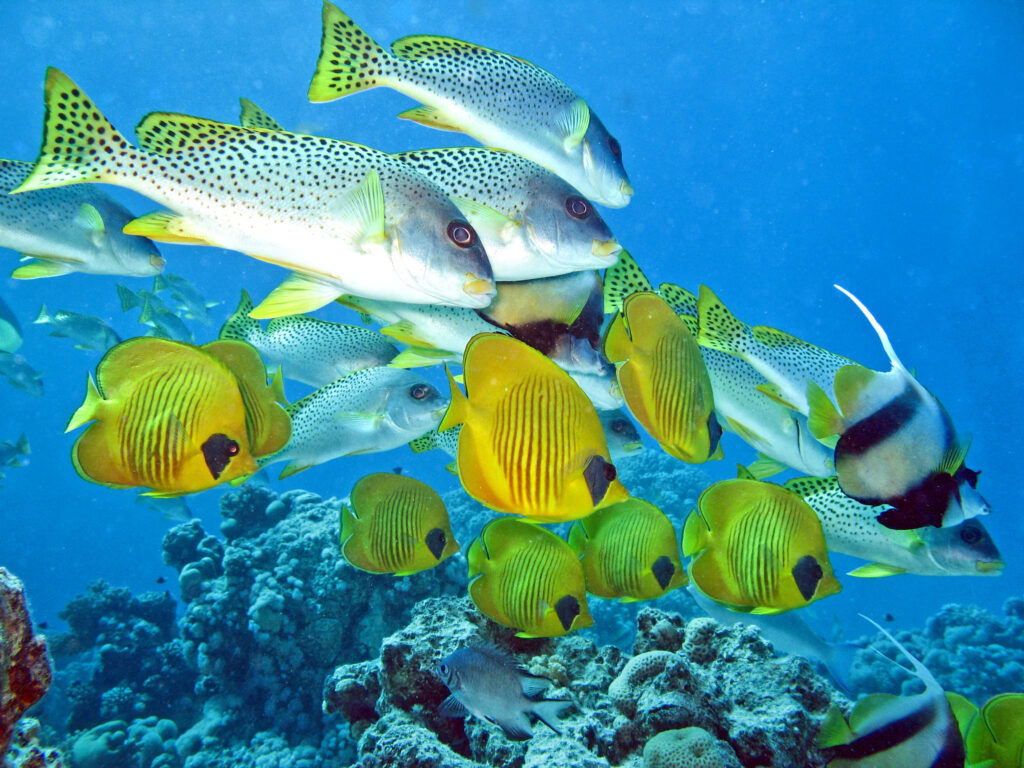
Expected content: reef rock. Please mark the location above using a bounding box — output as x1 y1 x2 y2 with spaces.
324 596 837 767
642 727 741 768
1 567 52 755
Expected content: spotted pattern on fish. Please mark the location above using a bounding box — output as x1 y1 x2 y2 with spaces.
602 250 653 314
17 69 490 308
492 373 582 514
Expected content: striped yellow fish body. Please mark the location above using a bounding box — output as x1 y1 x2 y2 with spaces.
439 334 628 522
65 338 288 495
339 473 459 575
682 478 841 614
14 69 494 318
467 518 592 637
568 498 686 602
604 291 721 464
309 3 633 208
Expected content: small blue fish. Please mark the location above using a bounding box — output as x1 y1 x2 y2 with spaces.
153 273 218 325
34 305 121 353
0 295 22 354
0 352 42 398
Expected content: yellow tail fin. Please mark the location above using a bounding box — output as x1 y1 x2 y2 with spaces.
308 2 392 102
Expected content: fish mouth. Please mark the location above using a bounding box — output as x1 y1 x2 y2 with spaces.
975 560 1005 574
591 238 622 261
620 180 635 198
461 274 496 307
151 255 167 270
622 441 643 454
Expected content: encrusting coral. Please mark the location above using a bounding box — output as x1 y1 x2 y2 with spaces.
642 727 741 768
1 567 53 756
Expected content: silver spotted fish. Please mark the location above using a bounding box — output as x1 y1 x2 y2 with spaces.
14 69 494 318
308 2 633 207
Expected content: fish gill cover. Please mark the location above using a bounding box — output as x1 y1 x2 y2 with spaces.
0 1 1021 766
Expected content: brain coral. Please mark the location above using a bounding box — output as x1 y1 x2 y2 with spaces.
643 727 742 768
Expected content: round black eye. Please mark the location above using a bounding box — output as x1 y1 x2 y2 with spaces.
410 384 430 400
447 220 476 248
608 136 622 160
227 441 240 456
565 196 591 220
611 419 628 434
439 663 449 675
960 524 982 545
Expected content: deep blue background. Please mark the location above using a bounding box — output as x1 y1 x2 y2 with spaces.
1 0 1021 636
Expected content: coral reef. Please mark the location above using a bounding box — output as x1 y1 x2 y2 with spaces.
642 727 741 768
6 718 65 767
324 596 838 767
1 567 52 756
849 597 1024 704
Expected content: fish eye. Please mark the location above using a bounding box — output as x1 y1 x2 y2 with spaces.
439 663 449 675
447 220 476 248
565 196 591 220
960 524 982 545
409 383 430 400
608 136 622 160
611 419 628 434
227 441 240 456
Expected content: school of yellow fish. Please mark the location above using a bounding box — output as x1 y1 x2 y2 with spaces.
1 6 1009 759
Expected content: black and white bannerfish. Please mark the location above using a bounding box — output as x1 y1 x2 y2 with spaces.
807 286 989 531
436 645 573 740
786 476 1004 579
817 616 965 767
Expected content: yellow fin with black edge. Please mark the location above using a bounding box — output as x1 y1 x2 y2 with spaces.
66 375 105 432
308 2 392 102
251 273 342 319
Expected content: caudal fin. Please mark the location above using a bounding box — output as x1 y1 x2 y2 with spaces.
14 68 133 193
308 2 392 102
219 289 263 343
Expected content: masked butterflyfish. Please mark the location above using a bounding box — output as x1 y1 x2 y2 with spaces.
259 366 447 478
604 291 722 464
437 645 572 741
467 518 593 637
817 616 965 767
66 337 289 496
13 69 494 317
568 498 686 602
308 3 633 208
339 472 458 575
221 290 398 388
696 285 854 416
439 334 628 522
1 158 164 280
395 148 620 279
682 478 841 614
956 693 1024 768
806 286 988 531
786 475 1003 578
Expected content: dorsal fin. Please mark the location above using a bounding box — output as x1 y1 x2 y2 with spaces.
859 614 942 695
835 285 906 373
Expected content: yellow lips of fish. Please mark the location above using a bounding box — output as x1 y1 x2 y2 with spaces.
467 517 592 638
682 478 842 614
339 472 459 576
568 497 687 602
65 338 289 496
604 292 722 464
438 333 629 522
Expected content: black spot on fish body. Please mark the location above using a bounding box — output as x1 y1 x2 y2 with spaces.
651 555 675 591
554 594 581 632
583 455 616 506
425 528 447 560
876 472 958 530
201 433 240 479
792 555 824 602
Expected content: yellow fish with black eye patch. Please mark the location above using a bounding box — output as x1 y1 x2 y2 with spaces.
66 338 289 496
440 333 628 522
339 472 459 576
604 291 722 464
568 497 687 602
468 518 592 638
682 478 842 614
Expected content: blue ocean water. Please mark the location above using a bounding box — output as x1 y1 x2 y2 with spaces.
0 0 1020 683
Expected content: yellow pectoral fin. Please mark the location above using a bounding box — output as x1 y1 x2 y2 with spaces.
251 273 342 319
755 382 800 410
397 105 465 133
12 260 75 279
124 211 211 245
558 98 590 152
